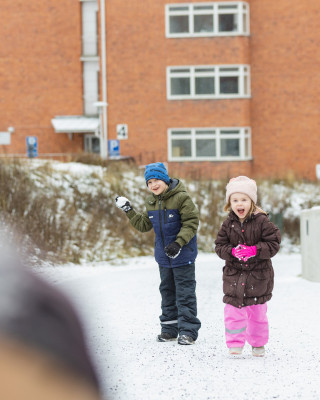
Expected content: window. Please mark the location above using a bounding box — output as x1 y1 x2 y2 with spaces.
83 61 100 115
166 2 249 37
81 1 100 116
167 65 250 99
168 127 251 161
81 1 99 56
84 134 100 154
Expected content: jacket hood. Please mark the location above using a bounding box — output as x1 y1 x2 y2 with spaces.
165 178 185 197
147 178 186 203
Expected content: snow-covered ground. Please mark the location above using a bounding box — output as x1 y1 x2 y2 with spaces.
36 253 320 400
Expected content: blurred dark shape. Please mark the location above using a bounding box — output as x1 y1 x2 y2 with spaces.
0 247 103 399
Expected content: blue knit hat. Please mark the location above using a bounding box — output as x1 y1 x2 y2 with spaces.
144 162 170 185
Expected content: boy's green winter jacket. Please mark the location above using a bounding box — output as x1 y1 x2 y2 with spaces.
126 179 199 267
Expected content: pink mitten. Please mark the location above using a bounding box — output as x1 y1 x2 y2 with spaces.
232 244 244 260
236 245 257 262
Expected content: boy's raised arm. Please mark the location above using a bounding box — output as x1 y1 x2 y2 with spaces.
115 196 153 232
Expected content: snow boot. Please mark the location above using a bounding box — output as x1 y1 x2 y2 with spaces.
156 332 177 342
252 346 265 357
229 347 243 355
178 335 195 345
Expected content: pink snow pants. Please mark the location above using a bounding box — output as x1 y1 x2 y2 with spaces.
224 303 268 348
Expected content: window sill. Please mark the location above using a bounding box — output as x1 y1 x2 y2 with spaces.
168 157 253 162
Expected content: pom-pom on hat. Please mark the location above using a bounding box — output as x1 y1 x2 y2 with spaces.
226 176 257 204
145 162 170 185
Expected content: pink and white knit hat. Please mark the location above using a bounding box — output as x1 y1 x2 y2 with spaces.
225 176 257 203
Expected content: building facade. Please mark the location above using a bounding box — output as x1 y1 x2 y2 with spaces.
1 0 320 180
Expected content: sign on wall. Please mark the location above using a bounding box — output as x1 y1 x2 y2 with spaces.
316 164 320 180
26 136 38 158
108 139 120 157
117 124 128 140
0 132 11 145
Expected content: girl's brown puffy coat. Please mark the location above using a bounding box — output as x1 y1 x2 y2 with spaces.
214 211 281 309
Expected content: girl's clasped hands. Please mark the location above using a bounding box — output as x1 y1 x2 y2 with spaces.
232 244 257 262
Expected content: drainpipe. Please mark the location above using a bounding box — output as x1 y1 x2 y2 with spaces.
100 0 108 159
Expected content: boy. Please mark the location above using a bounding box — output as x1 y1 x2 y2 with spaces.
115 162 201 345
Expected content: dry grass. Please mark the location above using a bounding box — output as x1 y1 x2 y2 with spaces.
0 158 154 264
0 158 318 264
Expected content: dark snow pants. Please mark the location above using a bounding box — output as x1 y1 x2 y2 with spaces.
158 263 201 340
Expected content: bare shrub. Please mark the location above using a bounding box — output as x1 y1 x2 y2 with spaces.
0 158 154 264
0 158 319 264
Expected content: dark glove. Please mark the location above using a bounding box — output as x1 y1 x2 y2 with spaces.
115 196 132 212
164 242 181 259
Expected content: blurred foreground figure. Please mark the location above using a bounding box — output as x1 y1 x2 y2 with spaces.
0 251 102 400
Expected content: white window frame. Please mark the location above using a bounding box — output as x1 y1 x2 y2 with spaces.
167 65 250 100
165 2 250 38
168 127 251 161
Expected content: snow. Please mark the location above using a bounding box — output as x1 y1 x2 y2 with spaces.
35 252 320 400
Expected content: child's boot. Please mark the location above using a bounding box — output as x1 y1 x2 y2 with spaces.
252 346 265 357
178 335 195 345
156 332 177 342
229 347 243 355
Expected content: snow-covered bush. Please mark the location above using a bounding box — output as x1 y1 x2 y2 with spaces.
0 158 319 264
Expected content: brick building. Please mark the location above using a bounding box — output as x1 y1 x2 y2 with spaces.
1 0 320 180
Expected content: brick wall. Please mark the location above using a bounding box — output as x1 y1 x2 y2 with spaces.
250 0 320 180
106 0 252 178
0 0 84 155
1 0 320 180
106 0 320 180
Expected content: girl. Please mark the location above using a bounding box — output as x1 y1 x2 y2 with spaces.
215 176 281 357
